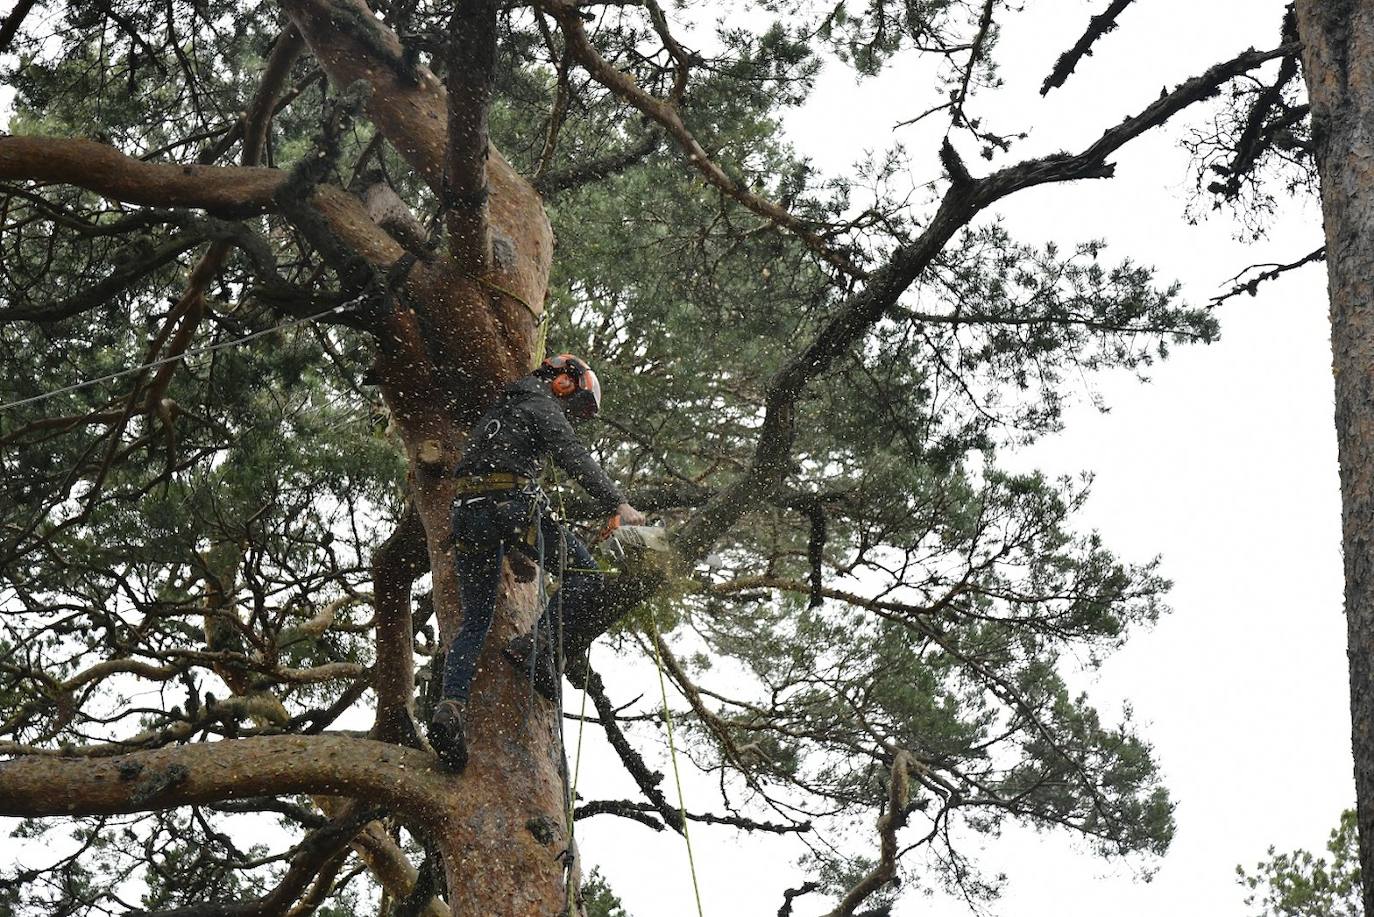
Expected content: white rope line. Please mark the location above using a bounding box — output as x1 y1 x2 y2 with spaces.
0 302 350 415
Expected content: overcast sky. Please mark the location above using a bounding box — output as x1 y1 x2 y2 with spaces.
572 2 1353 915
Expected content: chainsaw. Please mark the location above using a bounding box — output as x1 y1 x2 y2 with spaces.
596 514 671 558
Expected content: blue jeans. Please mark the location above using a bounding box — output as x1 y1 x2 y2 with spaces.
441 490 601 701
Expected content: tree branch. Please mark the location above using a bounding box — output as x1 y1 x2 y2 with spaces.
583 664 684 833
675 40 1295 560
571 799 665 831
1210 8 1302 199
777 882 820 917
532 131 661 195
0 137 284 215
536 0 865 277
823 751 912 917
0 735 447 820
1211 245 1325 305
0 0 37 54
951 0 996 127
279 0 447 195
443 0 498 270
0 229 208 323
573 797 808 835
1040 0 1135 96
131 802 383 917
371 504 431 745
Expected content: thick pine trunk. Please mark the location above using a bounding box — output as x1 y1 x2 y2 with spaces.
279 1 568 911
1296 3 1374 913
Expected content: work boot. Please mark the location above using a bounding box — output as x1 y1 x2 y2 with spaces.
502 632 558 703
429 698 469 773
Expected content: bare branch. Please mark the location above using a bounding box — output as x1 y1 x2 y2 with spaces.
823 752 913 917
1041 0 1135 96
1211 245 1325 305
0 735 447 820
778 882 820 917
583 664 684 833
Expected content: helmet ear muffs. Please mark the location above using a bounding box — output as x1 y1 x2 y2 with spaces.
550 373 578 397
539 352 600 415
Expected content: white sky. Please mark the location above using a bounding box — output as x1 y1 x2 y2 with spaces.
574 1 1352 915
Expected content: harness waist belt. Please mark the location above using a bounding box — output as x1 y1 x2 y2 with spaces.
453 472 536 495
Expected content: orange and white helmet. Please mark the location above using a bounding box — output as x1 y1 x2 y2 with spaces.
538 353 602 419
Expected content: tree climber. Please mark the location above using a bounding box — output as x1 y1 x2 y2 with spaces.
430 353 646 772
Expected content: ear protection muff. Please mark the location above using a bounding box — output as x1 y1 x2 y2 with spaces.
549 370 579 397
538 353 602 417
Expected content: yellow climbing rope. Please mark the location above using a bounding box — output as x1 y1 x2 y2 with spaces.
550 470 705 916
473 273 547 371
567 653 589 917
649 609 707 917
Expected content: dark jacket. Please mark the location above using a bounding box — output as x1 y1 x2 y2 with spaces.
453 376 624 513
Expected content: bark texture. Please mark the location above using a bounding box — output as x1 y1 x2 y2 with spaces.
1295 3 1374 914
0 137 283 214
275 2 564 913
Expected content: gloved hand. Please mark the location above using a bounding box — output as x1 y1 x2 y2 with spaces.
615 502 646 527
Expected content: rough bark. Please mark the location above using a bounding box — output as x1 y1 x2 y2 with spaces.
443 0 498 271
275 2 564 913
0 137 283 215
0 735 447 818
1295 4 1374 914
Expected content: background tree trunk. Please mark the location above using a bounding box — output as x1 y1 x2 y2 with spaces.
1295 3 1374 913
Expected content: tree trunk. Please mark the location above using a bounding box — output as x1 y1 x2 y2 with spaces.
276 2 567 912
1295 3 1374 913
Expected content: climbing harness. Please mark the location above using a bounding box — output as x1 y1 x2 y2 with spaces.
452 471 536 496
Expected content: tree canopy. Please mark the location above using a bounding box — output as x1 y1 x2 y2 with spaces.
0 0 1313 914
1240 810 1362 917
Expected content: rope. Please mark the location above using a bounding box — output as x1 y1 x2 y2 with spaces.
549 472 581 917
0 302 352 415
471 274 546 371
566 649 590 917
649 609 706 917
545 471 702 915
476 273 545 327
